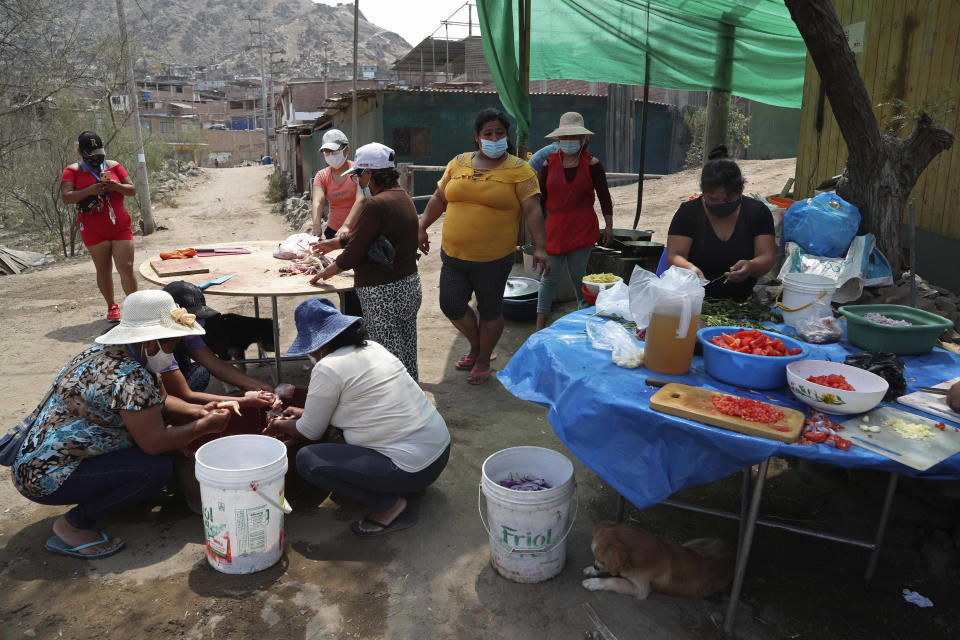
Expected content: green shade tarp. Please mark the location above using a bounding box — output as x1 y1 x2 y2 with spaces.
478 0 807 142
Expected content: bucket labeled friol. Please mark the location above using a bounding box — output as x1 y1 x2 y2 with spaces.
194 434 293 574
777 272 837 328
479 446 577 583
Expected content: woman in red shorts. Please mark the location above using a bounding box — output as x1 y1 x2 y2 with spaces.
60 131 138 322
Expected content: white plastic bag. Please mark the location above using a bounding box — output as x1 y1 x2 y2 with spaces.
273 233 320 260
627 266 705 338
777 234 894 303
585 317 645 368
595 281 633 321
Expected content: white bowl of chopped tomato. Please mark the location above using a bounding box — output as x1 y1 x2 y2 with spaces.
786 360 888 415
698 326 809 389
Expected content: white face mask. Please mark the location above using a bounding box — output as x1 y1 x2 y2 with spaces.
307 354 318 365
146 340 175 373
324 150 346 168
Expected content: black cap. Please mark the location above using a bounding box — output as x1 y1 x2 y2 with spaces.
78 131 105 156
162 281 219 319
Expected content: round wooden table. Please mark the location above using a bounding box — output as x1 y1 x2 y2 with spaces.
139 240 356 382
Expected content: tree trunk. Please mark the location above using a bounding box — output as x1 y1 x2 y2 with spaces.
785 0 954 275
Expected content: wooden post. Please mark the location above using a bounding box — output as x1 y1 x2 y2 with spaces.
398 163 414 195
517 0 531 157
703 21 735 161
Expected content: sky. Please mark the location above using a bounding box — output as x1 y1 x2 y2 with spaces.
312 0 477 47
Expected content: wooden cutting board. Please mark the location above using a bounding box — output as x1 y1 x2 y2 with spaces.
650 383 803 443
151 257 210 277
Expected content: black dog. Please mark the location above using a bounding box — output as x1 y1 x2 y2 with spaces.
202 313 275 362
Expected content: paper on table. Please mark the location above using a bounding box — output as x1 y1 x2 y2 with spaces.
897 377 960 425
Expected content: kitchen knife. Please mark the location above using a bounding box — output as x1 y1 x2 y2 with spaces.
916 386 949 395
194 247 246 252
849 436 902 457
197 274 234 290
645 378 674 388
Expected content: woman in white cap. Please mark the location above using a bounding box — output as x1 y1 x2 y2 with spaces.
310 142 422 380
264 298 449 536
535 112 614 330
311 128 364 240
2 290 233 558
60 131 139 322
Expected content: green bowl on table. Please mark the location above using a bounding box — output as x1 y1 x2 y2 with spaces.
838 304 953 355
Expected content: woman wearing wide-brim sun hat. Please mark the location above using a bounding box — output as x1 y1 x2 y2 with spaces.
263 297 450 536
1 290 234 559
535 111 614 331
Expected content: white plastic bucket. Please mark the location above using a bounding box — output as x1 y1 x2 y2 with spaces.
479 446 577 583
777 273 837 328
194 435 293 574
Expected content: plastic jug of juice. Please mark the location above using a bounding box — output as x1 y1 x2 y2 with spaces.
628 266 705 375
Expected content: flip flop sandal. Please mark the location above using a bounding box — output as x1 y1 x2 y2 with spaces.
455 352 498 370
45 533 125 559
466 370 492 385
350 511 417 537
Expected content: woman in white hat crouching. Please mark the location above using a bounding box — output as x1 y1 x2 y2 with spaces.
2 290 234 558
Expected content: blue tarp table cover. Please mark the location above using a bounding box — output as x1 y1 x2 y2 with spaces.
498 309 960 511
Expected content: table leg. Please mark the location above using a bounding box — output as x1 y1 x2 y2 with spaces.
723 458 770 634
736 468 751 559
615 494 627 523
271 296 282 385
254 296 265 360
865 472 898 580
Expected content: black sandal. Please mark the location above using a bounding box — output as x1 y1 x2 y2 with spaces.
350 511 417 537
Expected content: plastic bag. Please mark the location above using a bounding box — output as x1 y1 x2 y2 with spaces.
795 316 843 344
585 317 645 368
273 233 320 260
595 280 632 321
778 234 893 303
844 351 906 400
784 193 861 258
628 266 705 338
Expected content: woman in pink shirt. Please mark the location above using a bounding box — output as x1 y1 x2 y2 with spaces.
311 129 364 239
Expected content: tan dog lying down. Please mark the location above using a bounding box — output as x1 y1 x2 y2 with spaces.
582 522 735 599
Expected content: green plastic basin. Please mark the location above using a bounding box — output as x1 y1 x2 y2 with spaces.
837 304 953 355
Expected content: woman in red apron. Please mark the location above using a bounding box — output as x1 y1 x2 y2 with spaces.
60 131 138 322
536 113 614 330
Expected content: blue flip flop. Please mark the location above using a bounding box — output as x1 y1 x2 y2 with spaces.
44 533 125 559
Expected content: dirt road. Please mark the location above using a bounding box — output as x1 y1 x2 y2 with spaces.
1 162 957 640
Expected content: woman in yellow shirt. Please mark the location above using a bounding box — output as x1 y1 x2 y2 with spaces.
419 109 549 385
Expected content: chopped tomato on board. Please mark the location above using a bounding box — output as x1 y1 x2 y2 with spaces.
711 394 785 423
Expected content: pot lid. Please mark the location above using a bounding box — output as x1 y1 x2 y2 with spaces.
504 276 540 299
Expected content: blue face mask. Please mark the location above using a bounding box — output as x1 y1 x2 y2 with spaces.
705 196 741 218
558 140 581 155
480 137 508 158
360 185 373 198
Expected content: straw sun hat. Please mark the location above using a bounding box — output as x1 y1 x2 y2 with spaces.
545 112 594 139
96 290 206 345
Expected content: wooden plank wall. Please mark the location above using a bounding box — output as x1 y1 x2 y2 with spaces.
794 0 960 238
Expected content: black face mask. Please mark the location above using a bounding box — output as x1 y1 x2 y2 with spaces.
705 195 741 218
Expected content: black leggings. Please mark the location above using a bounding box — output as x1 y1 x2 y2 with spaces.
28 448 172 530
296 443 450 512
439 250 515 321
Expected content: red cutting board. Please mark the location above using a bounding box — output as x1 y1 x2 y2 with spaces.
151 257 210 277
650 383 803 443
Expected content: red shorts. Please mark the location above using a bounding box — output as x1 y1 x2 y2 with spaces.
79 209 134 247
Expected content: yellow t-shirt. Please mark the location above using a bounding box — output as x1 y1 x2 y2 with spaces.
437 152 540 262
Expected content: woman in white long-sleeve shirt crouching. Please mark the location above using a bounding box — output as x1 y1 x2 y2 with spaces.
264 297 450 536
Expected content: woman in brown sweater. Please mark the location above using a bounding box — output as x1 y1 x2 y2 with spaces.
310 143 422 380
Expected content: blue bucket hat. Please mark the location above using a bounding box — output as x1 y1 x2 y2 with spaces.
286 297 361 356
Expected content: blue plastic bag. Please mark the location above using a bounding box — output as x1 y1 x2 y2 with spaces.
784 193 861 258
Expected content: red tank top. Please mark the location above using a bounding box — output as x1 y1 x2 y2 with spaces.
543 150 599 254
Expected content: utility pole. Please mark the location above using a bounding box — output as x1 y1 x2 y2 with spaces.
269 50 284 151
322 42 328 101
245 17 270 161
352 0 359 148
115 0 154 234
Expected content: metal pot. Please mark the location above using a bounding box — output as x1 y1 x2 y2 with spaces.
618 241 664 258
503 277 540 300
612 228 654 243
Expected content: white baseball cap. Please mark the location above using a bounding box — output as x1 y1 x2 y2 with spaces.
320 129 349 151
341 142 395 175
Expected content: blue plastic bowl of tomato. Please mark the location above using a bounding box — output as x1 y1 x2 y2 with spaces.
697 326 810 390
